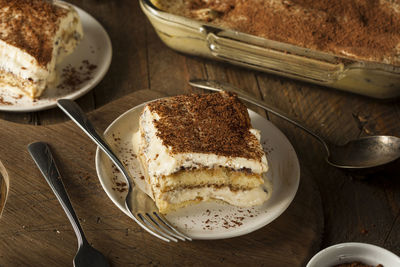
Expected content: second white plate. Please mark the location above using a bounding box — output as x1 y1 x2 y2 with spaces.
0 4 112 112
95 100 300 240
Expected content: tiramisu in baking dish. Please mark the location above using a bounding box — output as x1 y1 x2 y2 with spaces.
137 91 270 214
151 0 400 65
0 0 83 99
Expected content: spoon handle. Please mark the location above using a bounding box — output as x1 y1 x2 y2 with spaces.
28 142 87 247
57 99 133 187
189 79 329 152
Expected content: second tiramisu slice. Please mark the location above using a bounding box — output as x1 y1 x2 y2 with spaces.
136 91 271 214
0 0 83 99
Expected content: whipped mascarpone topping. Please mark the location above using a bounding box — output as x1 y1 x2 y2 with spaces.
0 0 83 97
138 106 268 179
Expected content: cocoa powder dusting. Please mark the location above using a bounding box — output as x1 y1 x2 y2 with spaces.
0 96 12 105
0 0 69 66
166 0 400 64
146 92 265 160
57 60 97 91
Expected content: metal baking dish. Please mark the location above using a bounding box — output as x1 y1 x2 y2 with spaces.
140 0 400 99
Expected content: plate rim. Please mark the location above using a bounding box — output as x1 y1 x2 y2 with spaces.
95 99 301 240
0 3 112 112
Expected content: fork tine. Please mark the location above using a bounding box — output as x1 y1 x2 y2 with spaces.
137 213 178 242
58 99 189 242
146 213 186 241
154 212 192 241
130 213 171 242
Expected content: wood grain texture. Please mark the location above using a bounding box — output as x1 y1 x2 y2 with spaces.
0 0 398 265
255 73 400 253
0 90 322 266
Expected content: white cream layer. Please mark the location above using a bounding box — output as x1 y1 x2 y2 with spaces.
158 186 270 207
138 106 268 179
0 1 83 97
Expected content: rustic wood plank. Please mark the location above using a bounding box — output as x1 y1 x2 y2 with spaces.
385 211 400 255
0 90 322 266
146 20 193 96
183 56 209 93
37 92 96 125
72 0 150 105
256 72 400 255
0 112 37 125
203 61 267 118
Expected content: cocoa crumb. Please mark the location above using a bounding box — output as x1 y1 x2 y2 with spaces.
232 220 243 226
112 187 127 193
0 96 12 105
57 60 97 91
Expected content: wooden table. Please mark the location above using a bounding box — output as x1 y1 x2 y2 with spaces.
0 1 399 266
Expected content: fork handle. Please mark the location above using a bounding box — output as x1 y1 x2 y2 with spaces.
28 142 88 247
57 99 133 189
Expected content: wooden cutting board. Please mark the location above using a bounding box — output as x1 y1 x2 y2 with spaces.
0 90 323 266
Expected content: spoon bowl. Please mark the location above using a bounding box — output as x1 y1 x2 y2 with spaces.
190 80 400 169
327 136 400 169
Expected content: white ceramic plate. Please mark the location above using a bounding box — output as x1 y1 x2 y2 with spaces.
307 242 400 267
95 101 300 240
0 4 112 112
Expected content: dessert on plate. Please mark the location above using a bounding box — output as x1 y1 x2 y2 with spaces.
0 0 83 99
151 0 400 65
136 91 271 214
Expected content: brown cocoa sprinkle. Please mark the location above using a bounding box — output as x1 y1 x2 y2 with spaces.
112 187 127 193
57 61 97 91
167 0 400 65
115 182 127 187
232 220 243 226
146 92 265 160
0 96 12 105
0 0 69 66
111 164 120 173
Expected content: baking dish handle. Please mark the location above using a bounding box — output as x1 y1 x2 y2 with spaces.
202 26 344 83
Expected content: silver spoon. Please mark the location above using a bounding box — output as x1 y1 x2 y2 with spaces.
189 79 400 169
28 142 110 267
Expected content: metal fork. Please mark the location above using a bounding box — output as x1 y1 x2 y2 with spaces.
57 99 191 242
28 142 110 267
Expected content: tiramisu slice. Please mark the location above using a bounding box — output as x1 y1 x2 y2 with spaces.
136 91 270 214
0 0 83 99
